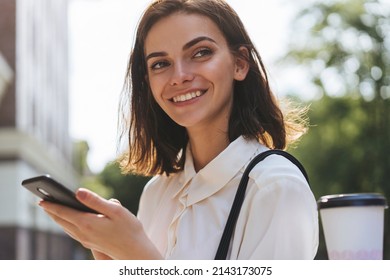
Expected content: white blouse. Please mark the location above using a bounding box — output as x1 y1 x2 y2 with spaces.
137 136 319 259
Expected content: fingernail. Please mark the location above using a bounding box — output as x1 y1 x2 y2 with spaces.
76 188 87 200
38 200 48 210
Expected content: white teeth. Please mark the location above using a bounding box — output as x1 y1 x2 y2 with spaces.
173 90 203 103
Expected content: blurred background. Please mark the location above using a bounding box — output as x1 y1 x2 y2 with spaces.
0 0 389 259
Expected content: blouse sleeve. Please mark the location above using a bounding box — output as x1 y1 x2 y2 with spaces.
231 155 319 260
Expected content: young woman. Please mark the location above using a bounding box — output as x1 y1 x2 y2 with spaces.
40 0 319 260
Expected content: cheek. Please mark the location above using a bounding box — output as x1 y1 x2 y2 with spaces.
148 76 163 100
148 76 170 111
203 56 235 82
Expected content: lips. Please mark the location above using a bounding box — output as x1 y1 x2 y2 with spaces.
172 90 205 103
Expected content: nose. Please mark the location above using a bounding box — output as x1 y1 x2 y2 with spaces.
169 61 194 86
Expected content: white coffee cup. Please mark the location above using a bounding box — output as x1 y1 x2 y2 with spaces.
317 193 388 260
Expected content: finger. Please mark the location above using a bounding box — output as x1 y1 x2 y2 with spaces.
42 208 79 240
43 208 97 249
109 198 121 205
91 250 113 260
76 188 121 217
39 200 79 216
45 207 100 249
39 200 90 225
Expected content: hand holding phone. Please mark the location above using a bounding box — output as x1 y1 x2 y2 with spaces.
21 174 98 213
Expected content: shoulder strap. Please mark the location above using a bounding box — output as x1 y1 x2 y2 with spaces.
214 149 310 260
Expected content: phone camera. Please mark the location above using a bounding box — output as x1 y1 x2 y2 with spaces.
37 187 53 198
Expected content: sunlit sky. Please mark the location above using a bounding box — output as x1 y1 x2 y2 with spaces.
68 0 309 173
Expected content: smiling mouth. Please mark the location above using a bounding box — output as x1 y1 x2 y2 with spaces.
172 90 205 103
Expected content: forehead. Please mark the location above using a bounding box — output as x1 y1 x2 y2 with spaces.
144 12 227 54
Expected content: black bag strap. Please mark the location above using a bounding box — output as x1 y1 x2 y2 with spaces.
214 149 310 260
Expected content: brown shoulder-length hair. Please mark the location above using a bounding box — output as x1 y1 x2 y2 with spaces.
118 0 308 176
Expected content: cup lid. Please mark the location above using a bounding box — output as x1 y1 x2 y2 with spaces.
317 193 388 209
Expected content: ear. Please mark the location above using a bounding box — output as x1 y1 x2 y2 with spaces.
233 46 250 81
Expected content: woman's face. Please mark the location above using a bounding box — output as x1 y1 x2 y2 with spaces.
144 12 248 133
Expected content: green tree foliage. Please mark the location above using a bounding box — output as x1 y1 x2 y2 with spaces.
72 140 92 176
296 96 387 196
282 0 390 259
97 161 151 215
292 96 390 258
287 0 389 101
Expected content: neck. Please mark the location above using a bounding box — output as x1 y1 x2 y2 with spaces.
187 128 230 172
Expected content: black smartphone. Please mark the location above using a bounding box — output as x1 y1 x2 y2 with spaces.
21 174 97 213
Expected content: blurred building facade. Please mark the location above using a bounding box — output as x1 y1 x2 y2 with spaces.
0 0 84 259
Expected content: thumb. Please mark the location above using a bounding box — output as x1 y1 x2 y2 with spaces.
76 188 118 216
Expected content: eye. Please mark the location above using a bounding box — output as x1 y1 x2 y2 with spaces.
150 60 170 71
193 47 213 58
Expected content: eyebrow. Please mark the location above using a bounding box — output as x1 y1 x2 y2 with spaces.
183 36 216 50
145 36 217 62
